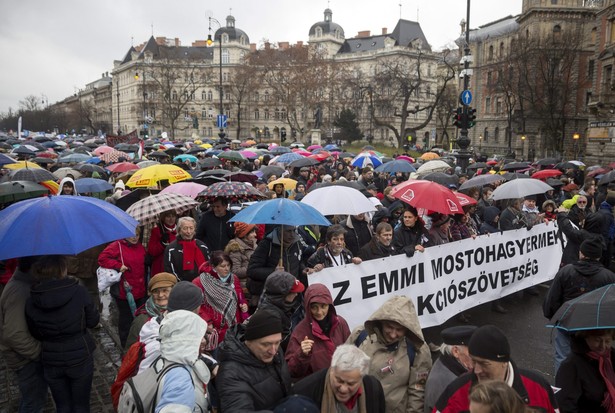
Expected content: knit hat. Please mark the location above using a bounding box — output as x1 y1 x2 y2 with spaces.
264 271 305 296
115 180 125 191
234 222 256 239
245 310 283 341
148 272 178 292
441 325 477 346
468 325 510 362
167 281 203 312
273 395 320 413
580 237 603 260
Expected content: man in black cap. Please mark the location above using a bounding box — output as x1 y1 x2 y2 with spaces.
434 325 557 413
217 309 291 411
423 326 476 413
543 237 615 374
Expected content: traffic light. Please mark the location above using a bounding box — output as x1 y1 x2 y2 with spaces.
467 107 477 129
281 128 287 142
452 107 463 128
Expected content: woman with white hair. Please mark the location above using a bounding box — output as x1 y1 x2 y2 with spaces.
164 217 210 282
292 344 386 413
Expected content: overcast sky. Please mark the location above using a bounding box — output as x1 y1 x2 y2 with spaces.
0 0 521 116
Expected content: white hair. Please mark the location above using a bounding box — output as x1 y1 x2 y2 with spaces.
177 216 196 233
330 344 370 376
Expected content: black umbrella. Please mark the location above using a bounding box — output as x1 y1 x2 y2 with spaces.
0 181 50 204
259 165 285 180
198 169 231 178
467 162 488 170
308 180 371 197
165 147 184 157
148 151 170 159
115 143 139 152
75 164 107 175
12 146 37 156
187 146 207 154
9 167 56 182
421 172 459 187
187 176 226 186
546 178 564 187
555 161 580 170
115 188 161 211
31 157 55 165
289 158 319 168
599 170 615 186
227 171 258 184
534 158 561 167
502 172 531 181
548 283 615 332
198 158 223 169
501 162 531 171
458 174 505 191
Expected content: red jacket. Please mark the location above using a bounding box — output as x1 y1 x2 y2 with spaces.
433 362 558 413
98 240 147 300
192 263 248 343
285 283 351 380
147 225 177 275
0 259 17 285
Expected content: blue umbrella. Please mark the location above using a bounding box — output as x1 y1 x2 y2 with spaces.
0 195 138 260
275 152 304 164
75 178 114 193
229 198 330 227
323 144 341 152
351 152 382 168
375 160 416 174
173 154 198 163
0 153 17 166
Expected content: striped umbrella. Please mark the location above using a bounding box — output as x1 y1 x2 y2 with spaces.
126 193 199 225
100 150 131 163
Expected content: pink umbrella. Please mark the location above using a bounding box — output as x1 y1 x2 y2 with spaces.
106 162 139 173
396 155 415 163
159 182 208 199
93 145 114 156
240 150 258 159
307 145 322 151
293 149 312 156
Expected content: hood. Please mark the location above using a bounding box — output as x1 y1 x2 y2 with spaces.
483 206 500 225
364 295 425 346
388 200 404 213
371 208 391 226
303 283 337 321
30 277 80 310
583 213 603 234
159 310 207 366
57 177 79 196
572 258 608 277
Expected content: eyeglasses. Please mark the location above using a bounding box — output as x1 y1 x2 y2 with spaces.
577 201 587 204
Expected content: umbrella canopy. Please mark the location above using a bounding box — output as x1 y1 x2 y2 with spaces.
546 178 565 188
32 157 55 165
598 170 615 186
227 171 258 184
0 181 50 204
198 158 223 169
239 150 258 159
301 186 376 216
531 169 562 180
420 172 459 188
173 154 198 163
416 160 451 175
455 192 478 207
420 152 440 161
396 155 415 163
270 146 292 155
491 179 553 201
307 180 371 197
58 153 92 164
0 153 17 166
268 177 298 191
502 172 531 181
217 150 246 162
159 182 208 199
198 181 265 203
229 198 331 227
534 158 561 167
375 160 416 174
548 283 615 332
259 165 285 180
100 150 131 164
390 180 464 215
93 145 114 156
125 164 191 188
9 167 56 182
3 161 43 170
126 193 199 225
53 167 82 180
307 145 322 151
458 174 505 191
75 164 107 175
275 152 304 164
501 161 531 171
148 151 171 159
351 152 383 168
164 147 184 157
106 162 139 173
0 196 138 260
74 178 114 193
137 160 160 169
289 157 319 168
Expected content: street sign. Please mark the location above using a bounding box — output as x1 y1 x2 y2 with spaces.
216 114 228 129
460 90 473 106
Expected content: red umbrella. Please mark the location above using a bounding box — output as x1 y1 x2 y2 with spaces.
531 169 562 180
455 192 478 207
390 180 464 215
106 162 139 173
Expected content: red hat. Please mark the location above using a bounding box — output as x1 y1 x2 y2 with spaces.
289 279 306 293
234 221 256 239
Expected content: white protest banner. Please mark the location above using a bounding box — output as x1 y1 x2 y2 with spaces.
310 223 562 330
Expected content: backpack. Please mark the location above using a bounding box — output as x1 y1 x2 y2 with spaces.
354 329 416 366
117 357 191 413
111 341 146 411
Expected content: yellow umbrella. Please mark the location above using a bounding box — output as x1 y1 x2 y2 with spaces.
246 139 256 146
3 161 43 170
420 152 440 161
200 143 213 149
125 164 191 188
268 177 298 191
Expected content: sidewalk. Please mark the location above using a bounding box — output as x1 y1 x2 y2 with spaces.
0 319 123 413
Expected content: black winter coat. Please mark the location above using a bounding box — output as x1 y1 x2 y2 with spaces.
195 209 235 252
163 237 210 282
543 259 615 319
217 324 291 412
557 212 604 266
392 224 431 256
342 216 373 257
293 368 386 413
555 337 614 413
25 277 99 368
358 238 396 261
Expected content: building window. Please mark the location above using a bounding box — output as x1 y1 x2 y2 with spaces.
264 91 270 102
222 34 229 44
201 91 206 100
496 98 502 114
499 42 504 58
172 91 177 100
254 91 259 102
275 108 280 120
605 65 613 89
254 109 259 120
201 110 207 119
485 97 491 113
588 60 595 81
264 109 270 120
494 127 500 142
281 108 287 120
484 128 489 142
222 49 230 64
488 45 494 60
207 91 213 101
316 27 323 37
551 0 557 4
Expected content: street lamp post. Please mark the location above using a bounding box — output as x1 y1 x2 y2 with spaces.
116 76 121 135
521 135 526 160
135 71 147 138
207 17 225 141
573 132 580 159
479 135 482 153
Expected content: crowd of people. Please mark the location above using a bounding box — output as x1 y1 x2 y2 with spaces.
2 138 615 412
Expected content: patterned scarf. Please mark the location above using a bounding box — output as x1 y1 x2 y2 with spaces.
144 296 166 318
199 271 238 328
587 350 615 413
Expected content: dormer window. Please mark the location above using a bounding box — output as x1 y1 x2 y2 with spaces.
222 34 229 44
316 27 323 37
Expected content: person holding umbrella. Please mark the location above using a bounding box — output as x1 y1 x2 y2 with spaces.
556 329 615 413
147 209 178 276
98 227 148 348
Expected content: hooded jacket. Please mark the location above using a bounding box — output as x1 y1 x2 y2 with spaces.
285 284 351 380
543 259 615 319
347 296 432 413
25 277 99 367
98 239 147 300
57 177 79 196
216 323 291 412
478 206 500 234
557 212 604 266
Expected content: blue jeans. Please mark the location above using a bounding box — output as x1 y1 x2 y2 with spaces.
44 358 94 413
15 360 48 413
554 329 571 375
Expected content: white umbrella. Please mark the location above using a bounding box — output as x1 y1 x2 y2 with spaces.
416 160 451 175
301 186 376 216
491 179 553 201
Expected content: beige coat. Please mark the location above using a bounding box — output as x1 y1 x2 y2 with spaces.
347 295 432 413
